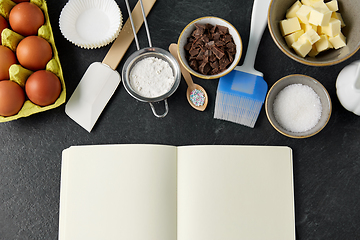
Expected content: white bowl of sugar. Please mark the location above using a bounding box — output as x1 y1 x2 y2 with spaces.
265 74 332 138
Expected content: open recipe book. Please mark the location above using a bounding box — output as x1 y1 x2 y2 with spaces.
59 144 295 240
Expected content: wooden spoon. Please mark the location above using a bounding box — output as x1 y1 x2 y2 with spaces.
169 43 208 111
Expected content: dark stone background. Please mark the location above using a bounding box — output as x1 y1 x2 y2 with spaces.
1 0 359 239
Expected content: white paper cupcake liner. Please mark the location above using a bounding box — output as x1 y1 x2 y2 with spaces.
59 0 123 49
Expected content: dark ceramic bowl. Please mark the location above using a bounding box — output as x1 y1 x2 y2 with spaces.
265 74 332 138
268 0 360 66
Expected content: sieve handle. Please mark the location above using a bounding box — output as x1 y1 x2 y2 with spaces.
124 0 140 50
102 0 156 70
149 100 169 118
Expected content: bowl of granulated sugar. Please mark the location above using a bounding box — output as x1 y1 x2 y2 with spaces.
265 74 332 138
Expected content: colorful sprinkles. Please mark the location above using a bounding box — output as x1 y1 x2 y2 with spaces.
190 89 205 106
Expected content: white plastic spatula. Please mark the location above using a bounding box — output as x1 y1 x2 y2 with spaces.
65 0 156 132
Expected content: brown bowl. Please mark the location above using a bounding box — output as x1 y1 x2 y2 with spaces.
268 0 360 66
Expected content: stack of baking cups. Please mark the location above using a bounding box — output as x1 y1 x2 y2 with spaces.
59 0 123 49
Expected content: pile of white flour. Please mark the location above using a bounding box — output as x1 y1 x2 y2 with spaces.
129 57 175 98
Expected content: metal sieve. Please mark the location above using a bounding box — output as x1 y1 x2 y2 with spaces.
122 0 181 118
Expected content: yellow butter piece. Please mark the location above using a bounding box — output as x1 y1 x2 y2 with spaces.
315 34 333 52
285 29 304 47
326 0 338 12
303 28 320 44
317 25 323 35
308 45 319 57
296 5 312 24
9 64 33 88
331 12 346 27
311 1 330 11
1 28 24 52
292 35 312 57
301 23 317 32
320 18 341 37
328 32 346 49
309 7 332 26
301 0 321 7
280 17 301 36
286 1 302 19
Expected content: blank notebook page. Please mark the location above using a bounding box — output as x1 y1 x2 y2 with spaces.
177 145 295 240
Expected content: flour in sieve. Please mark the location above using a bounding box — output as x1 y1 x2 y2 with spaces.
129 57 175 98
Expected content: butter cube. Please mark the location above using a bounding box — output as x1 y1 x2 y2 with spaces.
326 0 339 12
296 5 312 24
301 23 317 32
286 1 303 19
301 0 321 7
309 7 332 26
332 12 346 27
285 29 304 47
292 35 312 57
320 18 341 37
329 32 346 49
303 28 320 44
308 45 319 57
315 34 333 52
280 17 301 36
316 25 322 35
312 1 330 11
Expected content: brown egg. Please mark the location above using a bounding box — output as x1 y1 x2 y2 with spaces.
0 80 25 117
25 70 61 106
0 46 17 81
9 2 44 36
0 15 9 43
16 36 52 71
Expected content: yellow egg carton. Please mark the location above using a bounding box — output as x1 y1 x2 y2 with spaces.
0 0 65 122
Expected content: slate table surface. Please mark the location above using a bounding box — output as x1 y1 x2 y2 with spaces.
1 0 360 239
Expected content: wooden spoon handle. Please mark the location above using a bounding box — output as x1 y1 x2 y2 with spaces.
169 43 195 91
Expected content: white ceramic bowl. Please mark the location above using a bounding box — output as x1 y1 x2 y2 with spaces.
59 0 123 49
265 74 332 138
177 16 242 79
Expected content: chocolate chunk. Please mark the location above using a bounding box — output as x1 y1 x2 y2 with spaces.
226 42 236 53
210 25 216 34
199 35 210 44
184 42 192 51
209 52 217 62
227 51 234 63
215 40 225 47
212 46 225 59
206 41 215 48
189 47 200 56
192 23 206 38
189 59 198 71
216 25 229 35
219 56 231 70
205 23 213 30
222 34 233 43
199 62 211 75
211 68 221 75
196 49 206 61
210 60 219 69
